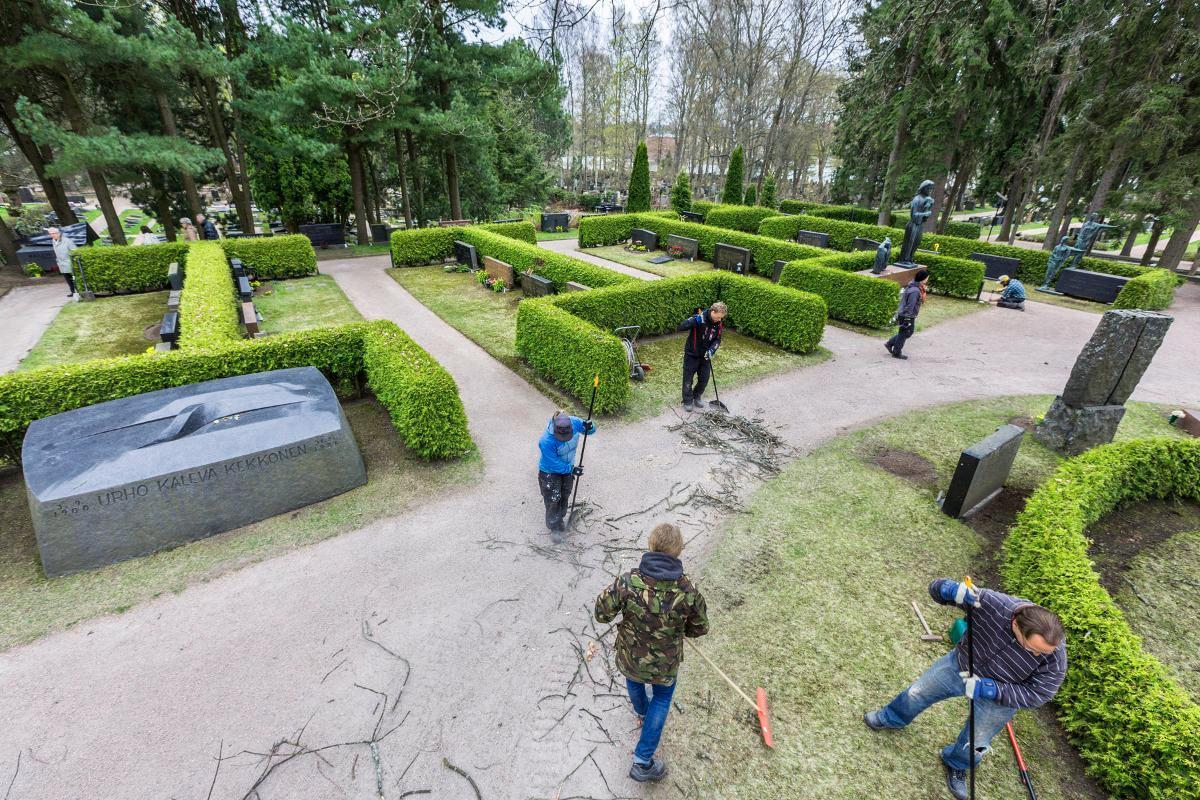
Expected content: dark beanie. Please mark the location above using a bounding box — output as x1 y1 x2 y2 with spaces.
915 269 930 282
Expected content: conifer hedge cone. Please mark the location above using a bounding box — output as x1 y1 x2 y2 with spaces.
722 145 745 205
627 141 651 212
670 170 692 214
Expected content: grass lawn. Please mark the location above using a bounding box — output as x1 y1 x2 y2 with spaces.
314 242 391 261
830 293 989 339
83 208 102 223
981 280 1106 314
665 396 1185 799
386 266 829 418
0 399 481 650
1113 528 1200 698
255 275 363 335
19 291 168 370
536 230 577 241
586 244 713 278
118 207 155 233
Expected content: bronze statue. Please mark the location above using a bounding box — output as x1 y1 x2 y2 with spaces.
1040 235 1085 289
1066 212 1119 270
897 180 935 265
872 236 892 274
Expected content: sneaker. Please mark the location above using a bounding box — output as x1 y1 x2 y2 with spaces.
891 351 909 360
943 762 968 800
629 759 668 782
683 400 694 411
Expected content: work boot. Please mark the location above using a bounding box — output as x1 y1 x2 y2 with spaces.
891 350 909 360
884 342 895 356
943 762 968 800
629 759 668 782
862 710 895 731
683 399 694 412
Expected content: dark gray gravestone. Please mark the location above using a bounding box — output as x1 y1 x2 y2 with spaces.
299 223 345 247
166 290 181 311
22 367 366 577
1054 268 1129 304
1036 310 1173 455
679 211 705 223
524 273 555 297
666 234 699 259
940 425 1024 518
160 311 179 344
713 243 752 275
167 262 182 291
630 228 659 250
16 246 57 271
647 255 673 264
237 275 253 302
970 252 1021 281
853 237 882 252
772 260 788 282
453 240 479 269
796 230 831 248
370 223 393 245
492 217 522 224
540 212 570 233
565 281 590 292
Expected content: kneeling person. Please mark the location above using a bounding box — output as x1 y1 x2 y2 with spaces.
995 275 1026 310
678 302 726 411
863 579 1066 800
537 411 595 533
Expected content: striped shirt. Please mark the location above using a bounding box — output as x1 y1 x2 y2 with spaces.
930 581 1067 709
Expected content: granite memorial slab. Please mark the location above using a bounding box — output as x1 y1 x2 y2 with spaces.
540 212 570 233
1054 268 1129 304
168 261 182 291
524 273 555 298
22 367 366 577
237 275 254 302
565 281 591 292
454 240 480 270
859 264 922 287
940 424 1024 518
483 256 515 288
713 243 752 275
679 211 705 223
370 223 394 245
16 246 58 271
796 230 831 248
241 301 260 336
299 223 346 247
666 234 699 260
160 311 179 344
630 228 659 250
492 217 522 224
852 237 882 252
166 290 181 311
970 252 1021 281
772 260 787 282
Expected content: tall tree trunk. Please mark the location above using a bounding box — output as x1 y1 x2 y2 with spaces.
1120 213 1146 256
346 141 370 245
0 214 20 268
928 110 966 232
444 148 462 220
369 154 384 225
393 129 413 228
1087 138 1130 216
198 77 252 231
1140 217 1165 265
1043 143 1085 250
151 171 178 242
58 85 125 244
877 42 921 226
230 114 256 233
405 130 424 225
937 156 971 232
1157 194 1200 271
154 90 202 220
0 101 77 224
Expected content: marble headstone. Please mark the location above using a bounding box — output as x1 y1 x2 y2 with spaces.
23 367 366 577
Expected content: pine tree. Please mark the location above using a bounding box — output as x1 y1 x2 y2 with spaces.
627 141 651 212
721 145 744 205
743 184 757 205
760 175 777 208
669 170 692 214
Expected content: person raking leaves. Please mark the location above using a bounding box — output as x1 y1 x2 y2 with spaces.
537 410 595 537
678 301 726 411
862 578 1066 800
594 523 708 783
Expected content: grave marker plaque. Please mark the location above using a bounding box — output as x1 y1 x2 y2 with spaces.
796 230 831 248
772 260 788 283
713 243 752 275
482 256 514 288
666 234 699 260
630 228 659 250
370 223 393 245
523 273 555 298
237 275 254 302
299 223 345 247
679 211 705 224
453 240 480 270
22 367 366 577
540 212 570 233
167 262 182 291
167 290 181 311
1054 268 1129 304
939 425 1024 518
160 311 179 344
565 281 590 292
970 252 1021 281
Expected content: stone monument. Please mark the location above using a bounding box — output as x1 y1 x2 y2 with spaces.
896 180 934 266
872 236 892 274
1039 235 1085 291
22 367 367 577
1035 310 1173 455
1065 212 1119 270
940 425 1024 518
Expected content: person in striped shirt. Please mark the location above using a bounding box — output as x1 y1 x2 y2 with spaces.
863 579 1066 800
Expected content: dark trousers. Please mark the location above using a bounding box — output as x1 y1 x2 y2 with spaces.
538 470 575 531
886 315 915 354
997 297 1025 310
61 271 76 295
682 353 710 403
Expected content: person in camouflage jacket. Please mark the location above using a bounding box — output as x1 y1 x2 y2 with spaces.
594 523 708 783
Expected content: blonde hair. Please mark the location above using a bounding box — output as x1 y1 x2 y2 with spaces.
711 301 727 314
648 523 684 557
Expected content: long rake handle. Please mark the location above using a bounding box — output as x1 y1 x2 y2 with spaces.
686 639 758 712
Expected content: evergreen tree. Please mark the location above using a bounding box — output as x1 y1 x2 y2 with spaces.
626 140 650 212
760 175 777 208
722 145 744 205
743 184 757 205
669 170 692 214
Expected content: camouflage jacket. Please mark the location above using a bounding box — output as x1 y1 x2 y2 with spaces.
594 569 708 685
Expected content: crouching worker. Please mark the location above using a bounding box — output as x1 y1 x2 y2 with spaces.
595 523 708 783
863 579 1066 800
678 301 726 411
994 274 1026 310
537 411 595 534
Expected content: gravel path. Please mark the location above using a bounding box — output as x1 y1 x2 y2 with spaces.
0 255 1196 799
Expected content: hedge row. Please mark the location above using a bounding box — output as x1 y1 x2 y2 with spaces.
515 272 826 412
457 228 633 291
177 242 241 351
690 199 717 219
779 255 898 328
221 235 318 279
943 219 983 240
75 241 189 293
1113 268 1177 310
776 200 981 239
1002 438 1200 799
919 252 986 299
0 321 472 462
703 204 786 233
388 221 538 267
578 213 827 279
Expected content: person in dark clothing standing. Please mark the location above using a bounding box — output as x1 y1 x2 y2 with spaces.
863 579 1067 800
595 523 708 783
196 213 219 240
537 411 596 534
885 269 928 360
677 301 726 411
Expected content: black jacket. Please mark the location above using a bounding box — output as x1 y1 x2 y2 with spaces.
200 219 219 240
678 309 724 357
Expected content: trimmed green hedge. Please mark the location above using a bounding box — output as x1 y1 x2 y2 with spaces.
691 199 717 219
704 204 786 233
779 254 897 328
75 241 189 293
578 213 827 279
220 235 317 279
515 272 826 412
0 321 471 462
920 253 986 299
777 201 981 239
177 241 241 351
458 228 632 291
943 220 983 240
480 220 537 244
1113 268 1178 310
388 221 540 268
1002 438 1200 799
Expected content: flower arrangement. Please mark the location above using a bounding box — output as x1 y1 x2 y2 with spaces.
666 244 685 259
624 242 648 253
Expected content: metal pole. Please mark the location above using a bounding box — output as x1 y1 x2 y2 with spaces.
966 576 977 800
566 374 599 524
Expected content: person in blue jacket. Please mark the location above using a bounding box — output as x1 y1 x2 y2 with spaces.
538 411 596 534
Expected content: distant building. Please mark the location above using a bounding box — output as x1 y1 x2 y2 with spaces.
645 135 675 173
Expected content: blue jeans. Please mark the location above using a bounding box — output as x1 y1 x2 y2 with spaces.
626 677 676 765
876 651 1016 770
